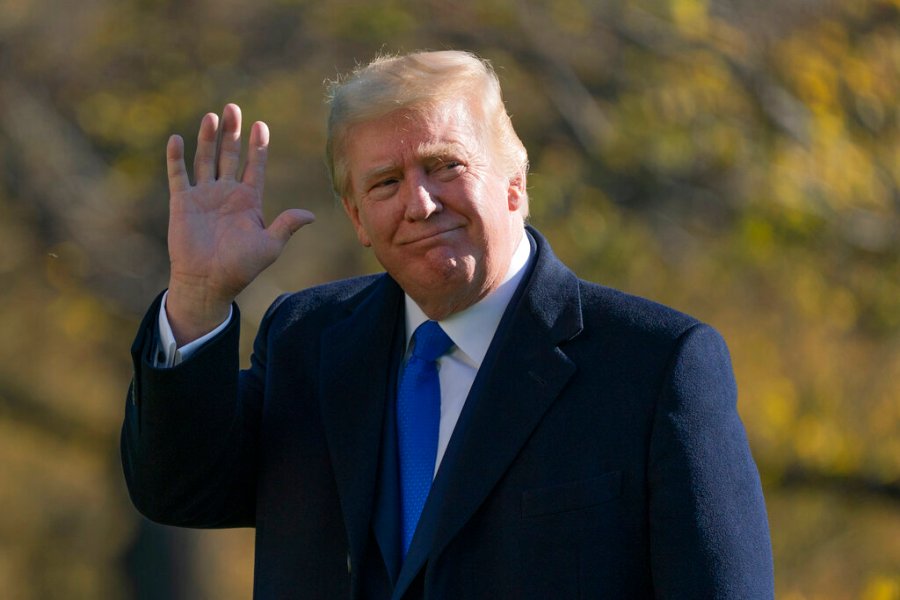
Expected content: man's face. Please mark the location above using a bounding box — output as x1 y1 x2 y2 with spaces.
341 98 525 319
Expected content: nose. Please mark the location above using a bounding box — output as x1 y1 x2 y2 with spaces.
402 172 441 222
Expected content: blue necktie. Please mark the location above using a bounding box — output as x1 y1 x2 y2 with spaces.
397 320 453 557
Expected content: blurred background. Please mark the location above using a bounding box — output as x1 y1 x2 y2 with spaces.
0 0 898 597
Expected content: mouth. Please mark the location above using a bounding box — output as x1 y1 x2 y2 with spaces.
400 225 464 246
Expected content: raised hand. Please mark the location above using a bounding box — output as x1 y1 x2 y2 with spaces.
165 104 315 344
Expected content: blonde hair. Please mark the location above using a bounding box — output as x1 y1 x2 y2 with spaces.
325 50 528 210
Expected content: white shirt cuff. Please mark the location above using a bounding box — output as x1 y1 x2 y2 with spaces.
155 290 233 368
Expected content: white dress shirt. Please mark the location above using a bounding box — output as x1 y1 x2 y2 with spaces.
156 231 533 477
403 232 532 475
156 293 233 368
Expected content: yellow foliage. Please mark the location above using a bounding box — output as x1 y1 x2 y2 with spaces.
740 217 775 263
760 377 798 432
670 0 709 38
863 575 900 600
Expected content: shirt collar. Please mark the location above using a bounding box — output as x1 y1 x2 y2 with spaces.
404 230 533 368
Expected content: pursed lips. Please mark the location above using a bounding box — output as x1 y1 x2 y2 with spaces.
398 225 465 246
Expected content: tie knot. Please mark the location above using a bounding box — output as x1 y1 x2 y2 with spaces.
411 321 453 362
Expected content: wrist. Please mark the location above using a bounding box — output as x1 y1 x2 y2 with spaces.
165 279 233 345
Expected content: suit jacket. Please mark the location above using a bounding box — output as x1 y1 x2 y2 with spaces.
121 227 774 599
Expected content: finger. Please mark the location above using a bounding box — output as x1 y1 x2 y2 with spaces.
194 112 220 183
217 103 242 181
267 209 316 245
242 121 270 194
166 134 190 194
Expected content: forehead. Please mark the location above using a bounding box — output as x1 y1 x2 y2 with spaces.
345 100 483 172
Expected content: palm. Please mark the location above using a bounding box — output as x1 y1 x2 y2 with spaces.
165 104 314 341
170 178 280 299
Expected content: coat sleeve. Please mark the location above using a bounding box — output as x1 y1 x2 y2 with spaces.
120 292 276 529
648 323 774 599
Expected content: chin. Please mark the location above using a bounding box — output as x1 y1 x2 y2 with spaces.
397 257 474 293
428 252 479 284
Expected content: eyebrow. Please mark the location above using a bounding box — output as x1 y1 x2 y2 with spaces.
361 164 401 186
359 142 468 187
415 141 467 160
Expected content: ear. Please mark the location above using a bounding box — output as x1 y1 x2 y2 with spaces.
506 170 526 213
341 196 372 247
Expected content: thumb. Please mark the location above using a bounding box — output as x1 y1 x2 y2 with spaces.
267 209 316 245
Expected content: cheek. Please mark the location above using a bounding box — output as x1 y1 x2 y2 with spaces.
479 185 513 224
358 204 398 244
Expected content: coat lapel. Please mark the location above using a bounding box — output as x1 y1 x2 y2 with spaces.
318 275 405 586
393 229 584 598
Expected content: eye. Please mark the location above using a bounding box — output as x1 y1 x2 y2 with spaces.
363 176 400 202
369 177 399 192
433 159 465 181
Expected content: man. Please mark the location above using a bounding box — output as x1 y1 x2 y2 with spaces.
122 50 774 598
